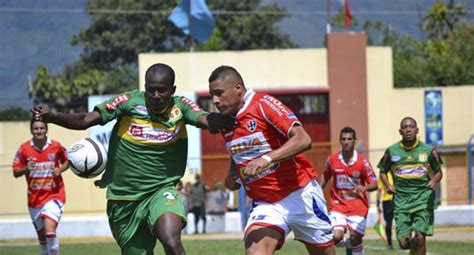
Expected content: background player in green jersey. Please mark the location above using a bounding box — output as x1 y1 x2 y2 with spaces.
31 63 235 255
378 117 443 255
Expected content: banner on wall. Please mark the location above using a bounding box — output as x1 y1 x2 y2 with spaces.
424 90 443 145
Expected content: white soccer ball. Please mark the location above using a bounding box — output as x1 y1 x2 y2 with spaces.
67 138 107 178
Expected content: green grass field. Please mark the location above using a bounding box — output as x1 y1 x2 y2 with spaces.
1 239 473 255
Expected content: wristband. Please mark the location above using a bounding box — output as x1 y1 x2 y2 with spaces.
260 155 272 164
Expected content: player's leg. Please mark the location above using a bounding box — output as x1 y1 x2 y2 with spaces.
41 200 64 255
329 212 348 248
394 211 413 250
29 206 48 255
383 201 394 249
149 185 186 255
289 180 335 255
191 206 199 234
243 199 290 255
153 213 185 255
199 205 207 234
347 215 367 255
245 225 282 255
410 208 434 255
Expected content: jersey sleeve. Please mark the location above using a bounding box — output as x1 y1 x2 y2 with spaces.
362 158 377 185
58 144 68 164
177 96 208 127
12 146 26 170
428 148 443 173
94 92 133 124
322 157 333 182
257 95 301 137
377 149 392 174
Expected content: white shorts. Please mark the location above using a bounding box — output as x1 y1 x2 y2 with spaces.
28 200 64 231
245 180 334 248
329 211 366 236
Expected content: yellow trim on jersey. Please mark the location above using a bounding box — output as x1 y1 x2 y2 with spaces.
116 116 187 145
399 137 419 150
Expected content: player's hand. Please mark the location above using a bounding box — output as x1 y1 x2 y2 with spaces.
31 105 54 123
386 184 396 194
206 112 237 133
427 181 437 190
52 168 62 177
26 158 35 171
244 158 269 176
225 174 241 190
355 185 366 194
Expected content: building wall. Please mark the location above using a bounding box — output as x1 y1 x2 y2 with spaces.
138 49 328 93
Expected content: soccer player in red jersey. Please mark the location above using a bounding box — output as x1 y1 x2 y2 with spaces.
209 65 336 255
12 119 69 255
320 127 378 255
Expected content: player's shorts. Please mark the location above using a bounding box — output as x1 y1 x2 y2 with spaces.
107 184 186 254
28 199 64 231
245 180 334 249
329 211 367 236
394 208 434 239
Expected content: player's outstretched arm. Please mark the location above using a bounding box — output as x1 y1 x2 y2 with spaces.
31 105 102 130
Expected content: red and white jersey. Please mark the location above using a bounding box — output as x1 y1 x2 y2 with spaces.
222 89 317 203
322 151 377 216
12 137 68 208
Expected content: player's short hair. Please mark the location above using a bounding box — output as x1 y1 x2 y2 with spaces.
30 118 48 132
145 63 175 86
339 126 356 140
400 116 417 128
208 65 244 85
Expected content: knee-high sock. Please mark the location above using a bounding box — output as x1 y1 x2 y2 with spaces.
45 231 59 255
39 242 48 255
352 243 364 255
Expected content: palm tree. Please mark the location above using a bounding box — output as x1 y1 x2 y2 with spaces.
422 0 468 40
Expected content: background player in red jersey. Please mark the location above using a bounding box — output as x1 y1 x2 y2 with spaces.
320 126 378 255
209 65 336 255
12 119 69 255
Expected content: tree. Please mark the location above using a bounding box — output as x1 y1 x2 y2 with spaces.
30 0 294 112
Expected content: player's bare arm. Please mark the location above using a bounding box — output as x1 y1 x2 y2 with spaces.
243 124 311 176
225 159 241 190
12 158 34 178
380 172 396 194
427 170 443 189
31 105 102 130
53 161 69 177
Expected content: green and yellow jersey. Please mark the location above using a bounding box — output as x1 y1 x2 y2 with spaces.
377 139 443 213
94 90 207 201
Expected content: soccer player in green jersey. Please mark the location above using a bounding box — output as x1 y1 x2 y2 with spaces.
31 63 235 255
378 117 443 255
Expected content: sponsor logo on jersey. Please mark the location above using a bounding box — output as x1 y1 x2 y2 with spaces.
134 105 148 115
418 153 427 162
226 132 272 164
128 123 180 143
105 94 131 110
334 168 345 173
394 165 428 178
30 162 55 178
247 119 257 132
260 96 289 117
336 175 358 190
180 97 202 112
31 178 54 190
391 155 401 162
164 192 176 205
406 155 413 161
353 171 360 178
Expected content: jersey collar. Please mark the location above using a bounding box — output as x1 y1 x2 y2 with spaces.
30 137 52 151
338 150 358 167
400 137 419 151
236 88 255 117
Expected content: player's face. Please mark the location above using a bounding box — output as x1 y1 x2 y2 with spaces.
399 119 418 142
31 121 47 140
145 82 176 113
340 132 355 153
209 78 244 116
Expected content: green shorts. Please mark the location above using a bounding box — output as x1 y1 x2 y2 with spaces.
394 208 434 239
107 184 186 255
